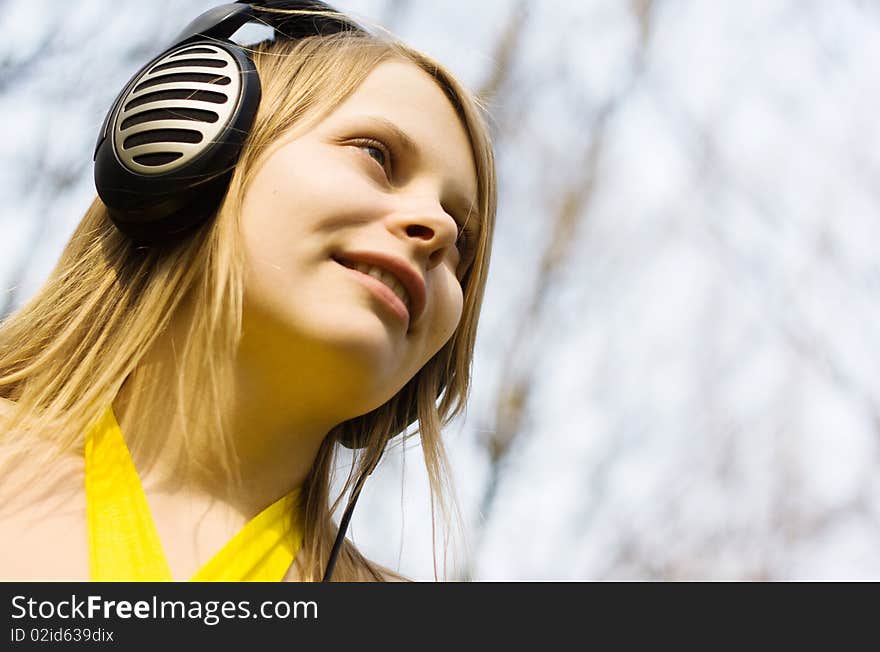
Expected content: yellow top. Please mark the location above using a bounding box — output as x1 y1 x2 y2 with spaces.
84 406 302 581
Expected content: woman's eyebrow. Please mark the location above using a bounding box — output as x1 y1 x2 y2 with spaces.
361 116 420 157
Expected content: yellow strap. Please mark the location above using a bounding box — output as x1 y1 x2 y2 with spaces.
85 406 302 582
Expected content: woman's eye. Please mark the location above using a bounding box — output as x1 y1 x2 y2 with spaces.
364 145 386 168
352 138 392 178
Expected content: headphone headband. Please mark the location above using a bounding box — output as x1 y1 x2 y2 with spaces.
169 2 363 47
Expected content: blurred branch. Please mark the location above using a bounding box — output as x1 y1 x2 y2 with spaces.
0 33 54 95
0 122 87 320
630 0 656 47
459 1 658 581
476 0 528 107
673 102 880 441
602 15 880 575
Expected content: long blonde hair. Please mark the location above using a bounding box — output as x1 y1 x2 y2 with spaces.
0 26 496 581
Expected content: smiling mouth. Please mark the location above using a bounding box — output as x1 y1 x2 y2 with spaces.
334 257 412 311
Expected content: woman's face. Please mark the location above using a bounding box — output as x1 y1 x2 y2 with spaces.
238 60 479 419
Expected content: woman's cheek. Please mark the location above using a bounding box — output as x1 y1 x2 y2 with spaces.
427 279 464 353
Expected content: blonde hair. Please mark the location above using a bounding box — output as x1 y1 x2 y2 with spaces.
0 24 496 582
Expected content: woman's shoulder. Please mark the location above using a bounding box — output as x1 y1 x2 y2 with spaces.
0 396 89 581
0 396 84 501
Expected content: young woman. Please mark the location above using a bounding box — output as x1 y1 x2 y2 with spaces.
0 1 496 582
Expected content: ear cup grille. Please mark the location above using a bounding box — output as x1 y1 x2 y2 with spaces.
120 108 220 130
132 72 232 94
124 128 204 148
150 58 229 74
124 89 227 111
171 46 218 56
132 152 184 167
113 43 242 174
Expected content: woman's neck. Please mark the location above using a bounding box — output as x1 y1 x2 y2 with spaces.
111 303 340 521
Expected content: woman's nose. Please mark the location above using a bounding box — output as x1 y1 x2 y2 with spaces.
388 204 458 270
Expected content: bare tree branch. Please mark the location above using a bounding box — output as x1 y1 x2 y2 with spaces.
459 1 658 581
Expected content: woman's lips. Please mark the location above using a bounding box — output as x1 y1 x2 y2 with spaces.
335 259 411 326
332 251 427 325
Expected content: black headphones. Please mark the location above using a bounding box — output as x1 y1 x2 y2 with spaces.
93 1 394 582
93 0 365 245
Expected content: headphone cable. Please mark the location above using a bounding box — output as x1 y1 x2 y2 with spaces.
321 469 367 581
321 444 386 582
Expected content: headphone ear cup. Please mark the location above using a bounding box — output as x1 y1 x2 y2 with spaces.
94 40 261 243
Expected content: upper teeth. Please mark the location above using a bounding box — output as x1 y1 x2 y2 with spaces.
341 260 410 309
